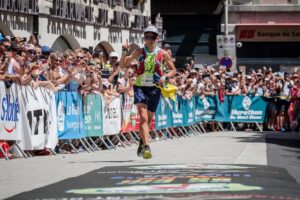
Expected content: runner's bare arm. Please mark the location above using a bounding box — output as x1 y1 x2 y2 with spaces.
162 50 176 79
124 49 141 67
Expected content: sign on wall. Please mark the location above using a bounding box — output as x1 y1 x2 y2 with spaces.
236 25 300 42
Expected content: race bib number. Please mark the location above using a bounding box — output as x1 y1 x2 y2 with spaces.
141 75 154 87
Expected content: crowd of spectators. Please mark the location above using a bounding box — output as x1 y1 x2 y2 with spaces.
1 34 300 156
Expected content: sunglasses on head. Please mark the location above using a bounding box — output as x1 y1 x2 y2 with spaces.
110 56 118 60
144 35 157 41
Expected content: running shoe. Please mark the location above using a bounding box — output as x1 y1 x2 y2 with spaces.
143 145 152 159
137 138 144 157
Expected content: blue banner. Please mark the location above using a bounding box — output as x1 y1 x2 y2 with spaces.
214 96 267 123
195 96 218 122
155 97 172 130
182 98 195 126
171 96 184 127
56 91 85 139
84 94 103 137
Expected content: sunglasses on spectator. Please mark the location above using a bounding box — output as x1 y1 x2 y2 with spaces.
77 56 84 60
4 46 11 51
55 59 62 63
110 56 118 60
28 50 36 55
144 35 157 41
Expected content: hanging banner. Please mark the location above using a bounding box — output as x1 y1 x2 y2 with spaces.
195 96 217 122
171 96 184 127
84 94 103 137
102 97 122 135
0 82 21 141
18 86 58 150
215 96 267 123
56 91 85 139
155 97 172 130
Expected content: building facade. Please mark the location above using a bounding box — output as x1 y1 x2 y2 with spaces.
0 0 151 58
224 0 300 71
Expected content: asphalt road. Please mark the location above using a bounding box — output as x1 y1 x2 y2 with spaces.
1 131 300 200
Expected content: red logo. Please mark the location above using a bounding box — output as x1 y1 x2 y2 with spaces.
4 126 15 133
239 30 256 39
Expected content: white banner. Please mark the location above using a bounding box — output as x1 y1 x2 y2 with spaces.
0 82 21 141
18 86 58 150
102 97 122 136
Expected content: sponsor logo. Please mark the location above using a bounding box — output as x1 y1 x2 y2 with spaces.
1 94 19 134
242 96 252 111
57 101 65 131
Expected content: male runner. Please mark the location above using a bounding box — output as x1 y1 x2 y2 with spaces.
122 25 176 159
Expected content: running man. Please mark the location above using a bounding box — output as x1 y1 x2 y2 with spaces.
121 25 176 159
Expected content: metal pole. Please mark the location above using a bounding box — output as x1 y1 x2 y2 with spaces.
116 135 126 148
0 145 9 160
171 128 181 138
256 122 263 133
129 132 138 144
218 122 225 131
182 126 191 136
83 138 94 152
68 141 79 153
178 127 188 137
153 130 162 141
79 138 91 153
166 129 174 139
89 137 101 151
231 122 237 132
120 134 131 146
105 136 116 150
199 122 207 133
99 136 111 150
224 0 229 36
15 142 28 158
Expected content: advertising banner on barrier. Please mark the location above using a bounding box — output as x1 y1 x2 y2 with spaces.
121 94 156 133
155 97 172 130
195 96 217 122
56 91 85 139
182 98 196 126
84 94 103 137
102 97 122 135
215 96 267 123
121 94 139 133
19 86 58 150
0 82 21 141
171 96 184 127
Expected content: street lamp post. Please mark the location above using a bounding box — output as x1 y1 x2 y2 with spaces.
224 0 229 36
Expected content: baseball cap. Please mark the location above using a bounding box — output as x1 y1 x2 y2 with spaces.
109 51 118 58
88 60 96 66
41 46 51 54
144 25 159 35
190 69 197 74
164 43 170 49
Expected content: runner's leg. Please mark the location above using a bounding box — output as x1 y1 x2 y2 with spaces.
137 103 150 146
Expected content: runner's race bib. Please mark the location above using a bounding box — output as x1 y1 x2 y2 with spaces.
141 75 154 87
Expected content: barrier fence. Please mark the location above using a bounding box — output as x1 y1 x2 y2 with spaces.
0 81 269 160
